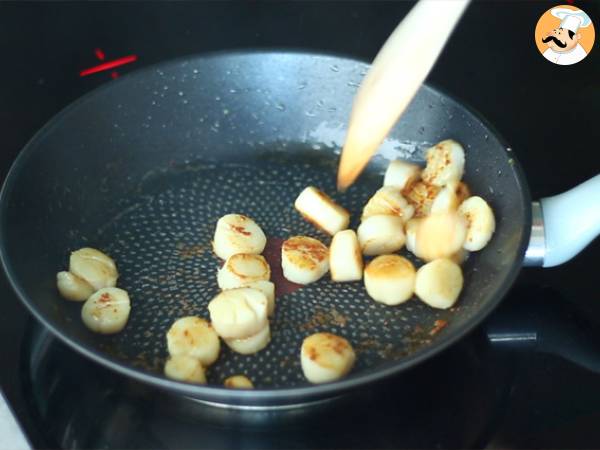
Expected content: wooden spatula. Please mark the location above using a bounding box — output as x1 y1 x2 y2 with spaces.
337 0 471 191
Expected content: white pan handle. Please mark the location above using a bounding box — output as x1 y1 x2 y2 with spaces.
524 175 600 267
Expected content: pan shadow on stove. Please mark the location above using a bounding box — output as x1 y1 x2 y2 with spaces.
15 283 600 449
20 318 512 449
485 284 600 449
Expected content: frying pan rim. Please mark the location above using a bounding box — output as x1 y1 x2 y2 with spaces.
0 50 532 405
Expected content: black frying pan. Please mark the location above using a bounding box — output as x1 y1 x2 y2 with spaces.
0 52 531 407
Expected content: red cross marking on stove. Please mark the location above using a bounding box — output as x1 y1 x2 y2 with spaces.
80 48 138 78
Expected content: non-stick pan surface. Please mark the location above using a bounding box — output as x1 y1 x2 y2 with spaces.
0 52 530 406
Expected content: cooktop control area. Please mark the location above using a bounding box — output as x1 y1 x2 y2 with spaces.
1 1 599 449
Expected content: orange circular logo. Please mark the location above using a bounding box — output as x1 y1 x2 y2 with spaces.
535 4 595 65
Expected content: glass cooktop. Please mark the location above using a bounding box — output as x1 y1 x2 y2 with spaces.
1 1 599 448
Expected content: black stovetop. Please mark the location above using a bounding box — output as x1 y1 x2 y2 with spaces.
1 2 599 449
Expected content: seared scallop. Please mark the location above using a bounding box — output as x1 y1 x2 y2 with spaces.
363 255 416 305
69 247 118 291
56 271 95 301
232 280 276 317
404 217 422 256
207 288 268 339
362 186 414 222
213 214 267 260
415 258 463 309
164 355 207 384
81 287 131 334
357 215 405 256
166 317 220 366
300 333 356 384
224 322 271 355
421 139 465 187
281 236 329 284
430 181 471 214
403 181 441 218
217 253 271 290
330 230 363 282
414 212 467 261
224 375 254 389
294 186 350 235
458 196 496 251
383 159 421 191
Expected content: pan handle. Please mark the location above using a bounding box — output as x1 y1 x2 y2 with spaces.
524 174 600 267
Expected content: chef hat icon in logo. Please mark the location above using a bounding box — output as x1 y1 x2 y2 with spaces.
535 5 595 65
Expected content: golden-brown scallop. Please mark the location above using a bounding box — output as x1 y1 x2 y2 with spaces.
403 181 441 218
414 212 467 261
363 255 416 305
300 333 356 384
458 196 496 251
164 355 207 384
281 236 329 284
217 254 271 289
383 160 421 191
69 248 118 290
81 287 131 334
224 322 271 355
166 317 220 366
56 271 95 301
228 280 276 317
404 217 423 256
357 215 406 256
224 375 254 389
294 186 350 235
330 230 363 282
421 139 465 187
362 186 414 222
212 214 267 260
430 181 471 214
415 258 464 309
207 288 268 339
